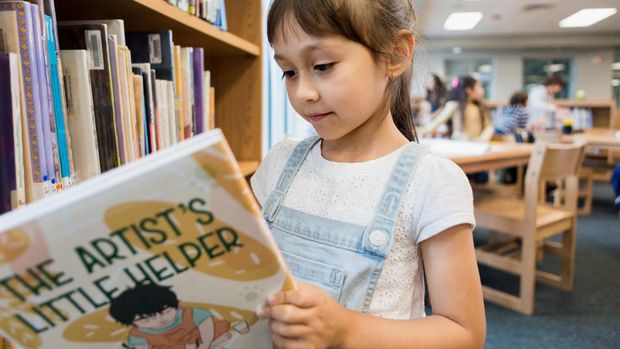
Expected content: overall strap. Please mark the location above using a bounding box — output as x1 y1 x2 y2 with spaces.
361 142 428 257
263 136 321 222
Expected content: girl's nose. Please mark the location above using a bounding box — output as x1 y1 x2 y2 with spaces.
295 75 320 103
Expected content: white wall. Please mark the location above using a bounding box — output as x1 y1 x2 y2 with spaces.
417 48 614 101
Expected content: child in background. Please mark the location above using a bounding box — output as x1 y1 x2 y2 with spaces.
422 75 494 142
251 1 486 348
495 91 529 137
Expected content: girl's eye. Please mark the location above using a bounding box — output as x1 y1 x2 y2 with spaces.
314 63 334 72
281 70 296 79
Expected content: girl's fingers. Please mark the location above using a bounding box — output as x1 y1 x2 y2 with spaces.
269 304 314 323
268 320 312 338
268 283 323 308
272 334 311 349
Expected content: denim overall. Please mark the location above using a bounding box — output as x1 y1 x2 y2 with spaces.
262 137 427 312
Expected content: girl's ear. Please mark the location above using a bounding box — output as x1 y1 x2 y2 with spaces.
386 29 415 78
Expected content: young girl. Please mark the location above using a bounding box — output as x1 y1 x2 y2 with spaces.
423 75 494 142
252 1 486 348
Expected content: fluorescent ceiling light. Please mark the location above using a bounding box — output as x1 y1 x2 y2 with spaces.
612 62 620 70
612 79 620 87
559 8 617 28
444 12 483 31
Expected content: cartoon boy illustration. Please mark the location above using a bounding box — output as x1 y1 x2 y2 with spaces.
109 283 232 349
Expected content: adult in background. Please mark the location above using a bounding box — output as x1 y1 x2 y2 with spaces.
528 74 566 130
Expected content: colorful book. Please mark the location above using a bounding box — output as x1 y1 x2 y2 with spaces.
30 3 61 187
0 1 49 202
60 50 102 183
0 129 294 349
132 65 155 155
57 22 121 172
192 48 204 134
0 53 26 214
45 14 72 180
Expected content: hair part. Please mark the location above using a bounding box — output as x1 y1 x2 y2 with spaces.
267 0 418 142
109 284 179 326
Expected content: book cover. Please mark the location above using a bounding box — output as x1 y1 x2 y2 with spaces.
192 48 204 134
0 129 294 349
125 30 175 82
61 19 126 46
0 1 49 202
0 53 26 214
57 22 121 172
59 50 102 183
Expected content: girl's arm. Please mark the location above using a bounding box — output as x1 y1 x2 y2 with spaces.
259 224 486 349
421 101 457 135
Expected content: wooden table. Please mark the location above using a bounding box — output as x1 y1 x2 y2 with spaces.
568 128 620 152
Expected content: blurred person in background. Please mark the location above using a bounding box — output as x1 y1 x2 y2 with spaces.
527 74 566 130
422 75 494 142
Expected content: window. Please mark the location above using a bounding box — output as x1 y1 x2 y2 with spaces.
522 58 571 98
444 59 493 99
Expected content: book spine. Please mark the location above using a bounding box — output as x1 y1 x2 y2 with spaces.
45 14 72 180
107 34 127 164
192 47 204 134
0 53 26 214
31 2 61 186
0 2 49 201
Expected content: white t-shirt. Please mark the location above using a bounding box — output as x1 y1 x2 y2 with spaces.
251 139 475 319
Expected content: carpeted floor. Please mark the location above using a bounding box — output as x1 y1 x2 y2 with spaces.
478 183 620 348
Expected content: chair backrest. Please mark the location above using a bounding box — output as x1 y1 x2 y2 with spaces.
523 142 586 220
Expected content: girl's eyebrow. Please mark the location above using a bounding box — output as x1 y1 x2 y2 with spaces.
273 44 329 61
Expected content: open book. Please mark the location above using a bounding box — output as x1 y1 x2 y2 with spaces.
0 129 294 349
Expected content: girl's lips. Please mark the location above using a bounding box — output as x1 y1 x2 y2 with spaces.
308 112 332 122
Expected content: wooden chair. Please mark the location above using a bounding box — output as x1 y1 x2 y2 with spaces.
474 142 585 315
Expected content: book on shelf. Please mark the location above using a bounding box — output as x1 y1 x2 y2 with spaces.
0 129 294 349
0 53 26 214
0 2 50 202
59 50 102 183
57 22 121 172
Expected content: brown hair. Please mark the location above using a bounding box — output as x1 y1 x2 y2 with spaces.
543 74 566 88
509 91 528 107
267 0 418 142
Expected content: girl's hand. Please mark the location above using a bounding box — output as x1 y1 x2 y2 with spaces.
257 282 350 349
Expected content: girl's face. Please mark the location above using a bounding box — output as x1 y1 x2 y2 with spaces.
272 17 390 141
466 81 484 102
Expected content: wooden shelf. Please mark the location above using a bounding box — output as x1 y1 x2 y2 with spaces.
239 161 259 177
55 0 259 57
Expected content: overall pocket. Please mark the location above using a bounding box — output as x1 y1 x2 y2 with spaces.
281 251 347 301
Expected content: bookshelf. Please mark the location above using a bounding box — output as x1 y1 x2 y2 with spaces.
55 0 263 174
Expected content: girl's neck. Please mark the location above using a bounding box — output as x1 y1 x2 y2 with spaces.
320 111 409 163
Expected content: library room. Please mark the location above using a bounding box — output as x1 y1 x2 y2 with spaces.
0 0 618 348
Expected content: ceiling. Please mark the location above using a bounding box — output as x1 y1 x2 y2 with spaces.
413 0 620 39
